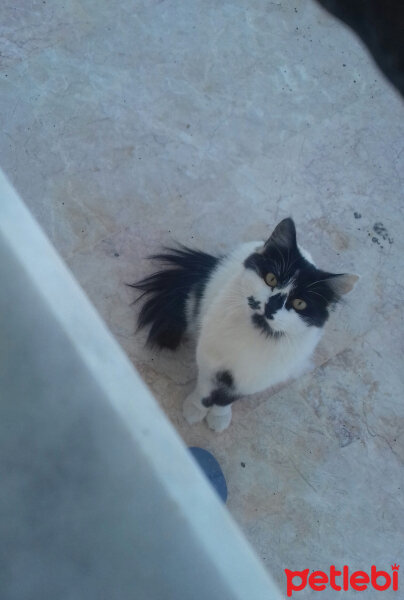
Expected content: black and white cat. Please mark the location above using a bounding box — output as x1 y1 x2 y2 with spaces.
133 218 358 432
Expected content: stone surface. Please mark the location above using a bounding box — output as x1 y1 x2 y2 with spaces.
0 0 403 597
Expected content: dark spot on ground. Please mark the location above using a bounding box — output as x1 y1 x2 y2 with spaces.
373 222 385 235
241 462 246 468
353 211 361 219
336 423 360 448
114 252 120 257
373 221 393 244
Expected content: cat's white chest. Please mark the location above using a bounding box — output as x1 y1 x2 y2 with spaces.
197 301 320 395
195 243 321 395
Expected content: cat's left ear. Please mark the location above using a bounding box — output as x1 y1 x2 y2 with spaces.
326 273 359 296
264 217 297 250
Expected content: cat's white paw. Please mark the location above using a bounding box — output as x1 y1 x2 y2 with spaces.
206 405 232 432
183 394 208 425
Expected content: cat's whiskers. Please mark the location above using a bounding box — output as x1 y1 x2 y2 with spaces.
307 289 328 303
306 279 325 289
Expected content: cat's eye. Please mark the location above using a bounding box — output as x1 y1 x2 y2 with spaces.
292 298 307 311
265 273 277 287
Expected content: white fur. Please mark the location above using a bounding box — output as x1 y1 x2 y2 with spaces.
183 242 322 431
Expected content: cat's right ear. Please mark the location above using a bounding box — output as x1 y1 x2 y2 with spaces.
264 218 297 250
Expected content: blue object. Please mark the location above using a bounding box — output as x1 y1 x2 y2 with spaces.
188 447 228 503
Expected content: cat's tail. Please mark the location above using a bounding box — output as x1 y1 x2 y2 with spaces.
129 245 220 349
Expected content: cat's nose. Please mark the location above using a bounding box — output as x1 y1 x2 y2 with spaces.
264 293 285 320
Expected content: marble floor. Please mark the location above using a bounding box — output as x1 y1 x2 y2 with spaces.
1 0 403 597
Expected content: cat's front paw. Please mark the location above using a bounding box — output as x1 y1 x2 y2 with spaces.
183 394 208 425
206 405 232 432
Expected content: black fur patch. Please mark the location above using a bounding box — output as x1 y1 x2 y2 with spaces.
244 253 260 272
247 296 261 310
202 388 235 407
130 246 220 349
251 313 284 339
216 370 234 389
202 370 236 407
264 293 286 320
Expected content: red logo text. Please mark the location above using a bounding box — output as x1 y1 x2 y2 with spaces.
284 564 399 597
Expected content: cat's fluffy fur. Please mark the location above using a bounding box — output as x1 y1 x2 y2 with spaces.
132 218 358 431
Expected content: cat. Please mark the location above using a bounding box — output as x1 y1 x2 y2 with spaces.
132 218 358 432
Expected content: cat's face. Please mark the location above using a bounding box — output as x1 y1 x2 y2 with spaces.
242 218 358 339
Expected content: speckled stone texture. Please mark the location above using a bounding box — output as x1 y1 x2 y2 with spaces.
1 0 403 597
